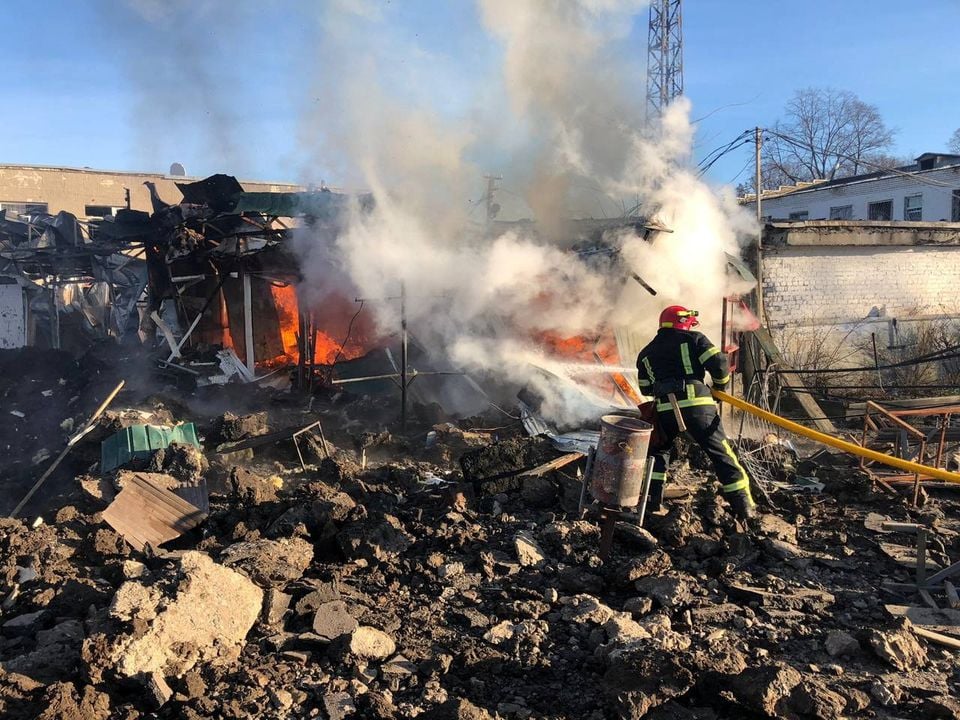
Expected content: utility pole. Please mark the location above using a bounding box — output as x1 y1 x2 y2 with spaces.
400 282 408 432
483 174 501 222
754 127 764 322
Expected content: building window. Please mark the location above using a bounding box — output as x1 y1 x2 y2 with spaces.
0 201 48 216
829 205 853 220
788 211 809 221
952 190 960 222
84 205 115 218
904 194 923 221
868 200 893 221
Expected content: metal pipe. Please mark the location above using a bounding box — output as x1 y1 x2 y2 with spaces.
936 414 950 468
636 459 655 527
242 270 254 373
865 401 926 439
872 332 884 390
578 448 595 516
400 282 408 432
712 389 960 484
754 127 764 322
167 274 227 361
331 370 464 385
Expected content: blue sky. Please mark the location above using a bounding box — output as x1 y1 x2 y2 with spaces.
1 1 957 191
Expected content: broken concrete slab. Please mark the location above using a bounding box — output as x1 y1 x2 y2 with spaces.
105 551 262 679
1 609 46 637
227 466 280 504
724 582 834 612
294 581 342 615
323 691 356 720
635 575 693 608
786 678 848 719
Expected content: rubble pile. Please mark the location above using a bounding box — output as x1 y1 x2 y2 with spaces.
1 351 960 718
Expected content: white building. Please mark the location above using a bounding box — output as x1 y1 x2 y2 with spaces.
742 153 960 222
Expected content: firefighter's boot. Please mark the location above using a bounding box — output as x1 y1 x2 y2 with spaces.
727 490 756 521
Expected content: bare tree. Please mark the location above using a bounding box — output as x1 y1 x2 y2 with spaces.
863 152 912 171
949 128 960 154
763 88 895 186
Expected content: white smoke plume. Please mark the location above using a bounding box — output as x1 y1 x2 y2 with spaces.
292 1 755 424
291 1 757 423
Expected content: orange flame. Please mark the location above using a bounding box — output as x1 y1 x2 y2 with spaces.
535 330 639 403
266 283 372 367
534 331 619 363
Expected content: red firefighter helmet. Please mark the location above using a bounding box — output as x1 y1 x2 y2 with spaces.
659 305 700 331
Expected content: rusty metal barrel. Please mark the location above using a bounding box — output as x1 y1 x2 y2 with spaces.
590 414 653 507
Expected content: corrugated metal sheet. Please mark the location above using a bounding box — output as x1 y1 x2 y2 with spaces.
101 423 200 473
102 472 207 551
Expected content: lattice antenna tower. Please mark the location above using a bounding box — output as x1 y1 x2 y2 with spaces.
646 0 683 120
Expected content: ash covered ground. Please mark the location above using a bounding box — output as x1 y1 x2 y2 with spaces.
1 346 959 720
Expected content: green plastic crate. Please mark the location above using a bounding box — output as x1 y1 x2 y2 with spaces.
100 423 200 473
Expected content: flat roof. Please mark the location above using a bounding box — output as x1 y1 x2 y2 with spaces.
0 163 302 188
741 162 960 203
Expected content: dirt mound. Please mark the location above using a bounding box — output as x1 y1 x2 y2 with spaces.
1 382 958 719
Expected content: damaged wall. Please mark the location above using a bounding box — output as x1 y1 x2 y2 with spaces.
761 221 960 369
0 280 26 348
0 164 302 220
763 222 960 327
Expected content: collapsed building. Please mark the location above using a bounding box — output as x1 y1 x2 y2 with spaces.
2 174 960 720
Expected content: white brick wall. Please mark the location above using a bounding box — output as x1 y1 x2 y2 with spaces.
763 245 960 326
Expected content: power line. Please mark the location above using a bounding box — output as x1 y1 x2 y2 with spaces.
697 132 753 178
772 343 960 375
697 130 752 169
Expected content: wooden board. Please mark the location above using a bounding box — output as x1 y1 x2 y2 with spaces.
864 512 923 534
879 541 942 570
519 453 585 478
102 473 206 551
884 604 960 636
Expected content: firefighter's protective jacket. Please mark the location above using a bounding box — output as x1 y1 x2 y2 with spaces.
636 328 729 412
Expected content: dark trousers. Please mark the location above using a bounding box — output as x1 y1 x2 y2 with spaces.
650 402 752 498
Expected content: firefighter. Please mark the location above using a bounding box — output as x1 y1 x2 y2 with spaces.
636 305 756 520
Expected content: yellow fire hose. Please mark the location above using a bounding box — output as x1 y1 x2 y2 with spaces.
712 389 960 485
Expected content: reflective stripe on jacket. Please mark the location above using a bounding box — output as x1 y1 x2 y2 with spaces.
636 327 730 408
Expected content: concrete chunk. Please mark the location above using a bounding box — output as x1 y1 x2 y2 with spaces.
349 626 396 659
108 551 262 679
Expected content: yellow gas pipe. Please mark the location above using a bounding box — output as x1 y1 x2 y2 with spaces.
712 389 960 485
